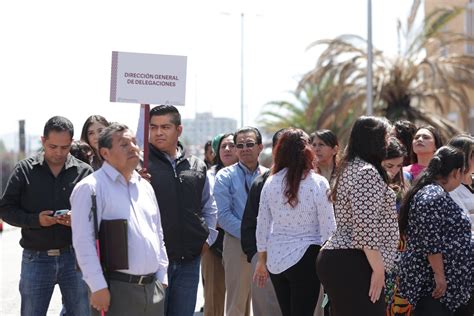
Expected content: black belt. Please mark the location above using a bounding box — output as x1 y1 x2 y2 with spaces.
107 271 155 285
25 245 73 257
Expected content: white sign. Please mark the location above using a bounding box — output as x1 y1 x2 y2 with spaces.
110 51 187 105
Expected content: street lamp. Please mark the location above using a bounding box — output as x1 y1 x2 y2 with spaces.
221 11 262 127
367 0 373 116
240 12 244 127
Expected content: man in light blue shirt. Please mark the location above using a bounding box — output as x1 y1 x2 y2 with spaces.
71 123 168 316
213 126 267 316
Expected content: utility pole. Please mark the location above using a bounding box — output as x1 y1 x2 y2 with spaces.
19 120 26 160
367 0 373 116
240 12 245 127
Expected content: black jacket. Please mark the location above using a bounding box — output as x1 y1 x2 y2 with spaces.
0 153 93 250
241 170 271 263
148 143 209 261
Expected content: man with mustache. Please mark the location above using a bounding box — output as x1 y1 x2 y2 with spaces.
71 123 168 315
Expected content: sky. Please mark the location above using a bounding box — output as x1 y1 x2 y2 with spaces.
0 0 417 151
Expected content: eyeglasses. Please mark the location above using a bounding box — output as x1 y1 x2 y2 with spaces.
236 142 256 149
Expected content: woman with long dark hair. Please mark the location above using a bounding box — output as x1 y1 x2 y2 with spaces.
203 132 238 316
391 120 417 166
383 137 414 316
403 125 443 181
383 137 409 211
253 128 336 316
316 116 399 316
398 146 472 315
80 115 110 170
310 129 339 184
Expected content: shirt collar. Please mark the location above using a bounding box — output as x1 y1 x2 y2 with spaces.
164 147 182 163
31 151 81 170
237 161 261 176
150 141 186 164
102 161 140 184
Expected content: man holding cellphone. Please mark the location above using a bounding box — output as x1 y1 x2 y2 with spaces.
0 116 93 316
54 209 70 217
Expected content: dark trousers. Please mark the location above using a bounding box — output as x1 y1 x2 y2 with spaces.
316 249 386 316
414 296 453 316
269 245 321 316
454 291 474 316
91 279 165 316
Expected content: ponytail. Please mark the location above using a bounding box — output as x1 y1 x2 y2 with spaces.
399 146 464 235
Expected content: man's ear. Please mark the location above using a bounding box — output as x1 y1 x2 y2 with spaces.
177 125 183 137
99 147 109 161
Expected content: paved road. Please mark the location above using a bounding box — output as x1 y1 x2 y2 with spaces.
0 224 204 315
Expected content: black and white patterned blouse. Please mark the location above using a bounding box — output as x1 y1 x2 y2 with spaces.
398 183 473 311
322 157 399 270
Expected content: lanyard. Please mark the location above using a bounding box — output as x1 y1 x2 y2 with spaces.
237 164 251 194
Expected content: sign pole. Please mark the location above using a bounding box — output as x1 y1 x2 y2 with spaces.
142 104 150 169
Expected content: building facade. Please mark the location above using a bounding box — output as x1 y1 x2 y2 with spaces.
181 112 237 154
425 0 474 133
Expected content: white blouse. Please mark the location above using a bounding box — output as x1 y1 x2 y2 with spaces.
450 184 474 237
256 169 336 274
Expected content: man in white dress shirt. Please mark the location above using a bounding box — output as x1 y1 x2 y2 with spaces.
71 123 168 316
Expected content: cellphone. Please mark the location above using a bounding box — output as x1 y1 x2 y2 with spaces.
54 209 69 217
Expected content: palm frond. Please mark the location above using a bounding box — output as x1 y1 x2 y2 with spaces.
261 1 473 142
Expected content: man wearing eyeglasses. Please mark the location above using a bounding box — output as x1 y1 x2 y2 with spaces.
213 126 268 316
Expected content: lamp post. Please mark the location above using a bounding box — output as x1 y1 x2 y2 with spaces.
221 11 258 127
240 12 244 127
367 0 373 116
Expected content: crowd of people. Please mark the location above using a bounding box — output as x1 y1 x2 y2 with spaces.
0 107 473 316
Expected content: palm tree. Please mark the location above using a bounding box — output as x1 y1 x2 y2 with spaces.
299 1 474 140
258 75 356 137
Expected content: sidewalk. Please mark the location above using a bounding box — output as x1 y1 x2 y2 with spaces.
0 224 204 315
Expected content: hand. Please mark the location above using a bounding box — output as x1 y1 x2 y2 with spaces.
368 268 385 303
432 272 447 299
91 288 110 312
56 213 71 227
162 283 168 289
138 168 152 183
201 242 209 255
39 211 57 227
253 260 269 288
